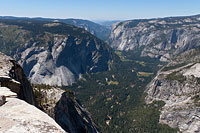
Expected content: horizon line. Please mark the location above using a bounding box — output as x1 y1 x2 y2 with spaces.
0 13 199 22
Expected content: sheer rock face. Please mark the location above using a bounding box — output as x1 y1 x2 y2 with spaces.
33 86 99 133
55 92 99 133
145 48 200 132
110 15 200 61
0 53 65 133
33 86 65 119
0 52 36 105
15 35 111 86
0 20 114 86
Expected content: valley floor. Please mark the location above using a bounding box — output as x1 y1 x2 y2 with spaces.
66 50 178 132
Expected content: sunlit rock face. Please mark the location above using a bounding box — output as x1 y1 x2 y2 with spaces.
16 35 111 86
0 52 36 105
0 53 65 133
145 48 200 132
0 20 114 86
33 86 99 133
110 15 200 61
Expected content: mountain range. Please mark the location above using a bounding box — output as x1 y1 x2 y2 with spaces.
0 19 116 86
0 16 111 42
110 14 200 61
0 14 200 133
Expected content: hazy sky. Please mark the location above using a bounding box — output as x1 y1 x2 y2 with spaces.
0 0 200 20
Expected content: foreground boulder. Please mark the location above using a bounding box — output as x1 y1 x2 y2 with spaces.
0 52 36 105
0 87 65 133
0 53 65 132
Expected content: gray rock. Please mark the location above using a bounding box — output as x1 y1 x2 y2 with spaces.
13 34 111 86
33 86 99 133
0 87 65 133
110 15 200 61
55 92 99 133
0 20 114 87
0 53 65 132
145 48 200 132
0 95 6 106
0 53 36 105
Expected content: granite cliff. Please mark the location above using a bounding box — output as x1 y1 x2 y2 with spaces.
0 53 65 132
0 19 115 86
145 47 200 132
0 52 99 133
33 85 99 133
0 52 36 105
110 15 200 61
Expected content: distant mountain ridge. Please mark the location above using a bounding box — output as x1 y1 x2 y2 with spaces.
94 20 121 29
0 16 111 41
109 14 200 61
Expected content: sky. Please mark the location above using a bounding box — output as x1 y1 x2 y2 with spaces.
0 0 200 20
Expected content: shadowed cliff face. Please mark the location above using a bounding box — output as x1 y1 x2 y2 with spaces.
0 19 114 86
110 15 200 61
55 92 99 133
9 60 36 105
55 36 110 75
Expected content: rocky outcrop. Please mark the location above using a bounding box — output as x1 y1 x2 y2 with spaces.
0 19 115 86
33 85 99 133
0 52 36 105
145 48 200 132
110 14 200 61
0 53 65 132
33 85 65 118
0 87 65 133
